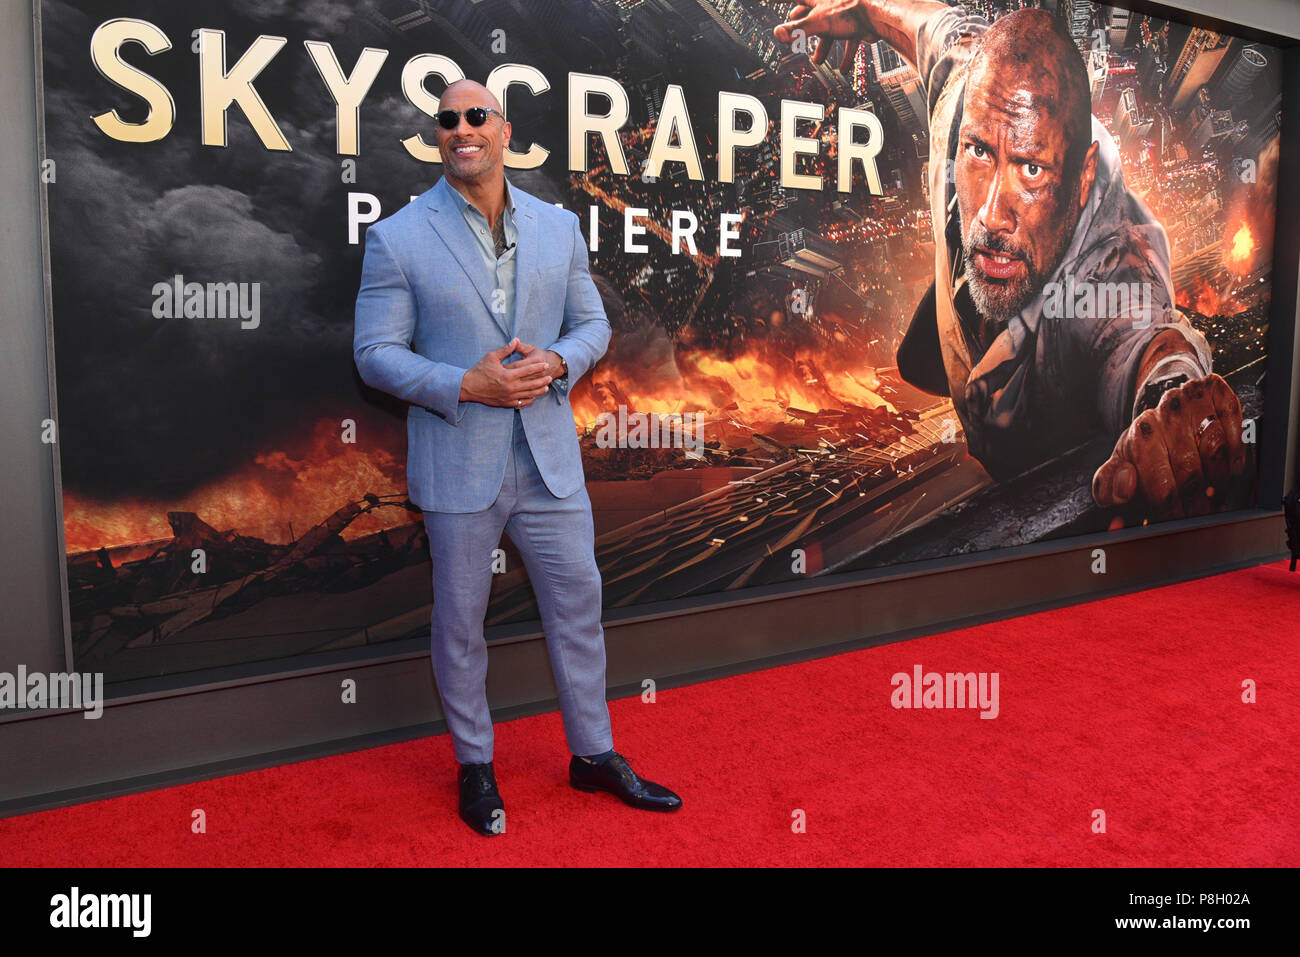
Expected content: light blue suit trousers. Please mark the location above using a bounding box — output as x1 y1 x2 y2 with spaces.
423 410 613 764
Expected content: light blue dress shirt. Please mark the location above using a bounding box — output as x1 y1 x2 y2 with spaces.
443 176 569 399
445 176 518 334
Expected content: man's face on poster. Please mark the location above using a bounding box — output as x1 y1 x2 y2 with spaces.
955 57 1092 326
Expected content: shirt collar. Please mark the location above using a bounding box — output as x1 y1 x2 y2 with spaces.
445 176 516 218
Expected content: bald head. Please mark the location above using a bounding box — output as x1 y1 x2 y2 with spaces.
968 8 1092 179
441 79 503 114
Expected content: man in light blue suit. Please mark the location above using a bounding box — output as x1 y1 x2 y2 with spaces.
354 79 681 835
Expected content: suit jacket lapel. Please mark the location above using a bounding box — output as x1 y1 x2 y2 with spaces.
512 204 538 340
425 178 513 339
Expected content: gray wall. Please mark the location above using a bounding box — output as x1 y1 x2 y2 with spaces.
3 0 67 686
2 0 1297 815
1173 0 1298 36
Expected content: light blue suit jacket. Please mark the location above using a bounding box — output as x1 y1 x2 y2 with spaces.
353 175 611 512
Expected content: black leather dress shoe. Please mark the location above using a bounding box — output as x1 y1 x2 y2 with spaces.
458 762 505 836
569 752 682 811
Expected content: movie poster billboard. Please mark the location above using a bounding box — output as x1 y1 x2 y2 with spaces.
38 0 1284 683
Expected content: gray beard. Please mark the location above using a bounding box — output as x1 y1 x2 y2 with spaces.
963 260 1038 328
957 186 1080 330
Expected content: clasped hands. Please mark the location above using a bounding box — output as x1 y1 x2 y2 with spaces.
458 337 564 408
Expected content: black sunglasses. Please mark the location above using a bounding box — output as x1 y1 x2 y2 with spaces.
436 106 504 130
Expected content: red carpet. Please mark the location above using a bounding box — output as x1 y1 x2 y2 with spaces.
2 560 1296 867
